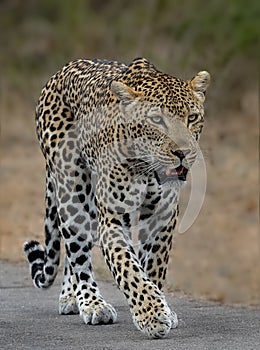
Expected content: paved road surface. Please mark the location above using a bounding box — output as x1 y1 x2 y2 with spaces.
0 261 259 350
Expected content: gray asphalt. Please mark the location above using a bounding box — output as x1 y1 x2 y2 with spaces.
0 261 259 350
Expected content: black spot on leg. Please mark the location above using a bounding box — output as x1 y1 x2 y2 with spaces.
83 242 92 252
86 184 91 195
62 227 70 239
76 184 83 192
80 272 90 282
75 254 88 266
78 194 85 203
53 240 60 250
48 249 55 259
65 245 71 258
69 242 80 253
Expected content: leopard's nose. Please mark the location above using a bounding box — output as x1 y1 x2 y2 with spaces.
172 149 190 160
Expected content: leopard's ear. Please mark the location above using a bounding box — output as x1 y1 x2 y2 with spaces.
190 71 210 102
111 81 141 105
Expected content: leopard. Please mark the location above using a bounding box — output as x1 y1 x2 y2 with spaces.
23 57 210 338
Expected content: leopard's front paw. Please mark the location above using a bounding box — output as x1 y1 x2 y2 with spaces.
132 306 172 338
131 291 172 338
59 294 79 315
79 300 117 325
170 310 178 329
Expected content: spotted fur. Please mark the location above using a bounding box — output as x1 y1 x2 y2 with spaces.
24 58 210 338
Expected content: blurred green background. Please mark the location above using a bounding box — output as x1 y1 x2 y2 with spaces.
1 0 259 106
0 0 259 304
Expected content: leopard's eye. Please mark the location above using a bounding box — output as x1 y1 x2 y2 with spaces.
150 115 164 125
188 113 199 122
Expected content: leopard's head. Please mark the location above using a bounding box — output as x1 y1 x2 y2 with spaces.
111 58 210 184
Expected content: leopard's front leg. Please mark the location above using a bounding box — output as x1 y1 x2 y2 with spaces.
138 211 179 329
137 182 180 329
98 210 172 338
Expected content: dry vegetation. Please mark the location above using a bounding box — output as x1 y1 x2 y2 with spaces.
0 0 259 304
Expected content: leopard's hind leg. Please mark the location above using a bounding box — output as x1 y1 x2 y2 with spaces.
54 157 117 324
24 167 79 315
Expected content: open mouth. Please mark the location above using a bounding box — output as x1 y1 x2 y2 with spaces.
157 165 188 183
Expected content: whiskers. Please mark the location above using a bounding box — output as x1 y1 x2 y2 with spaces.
126 155 163 180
